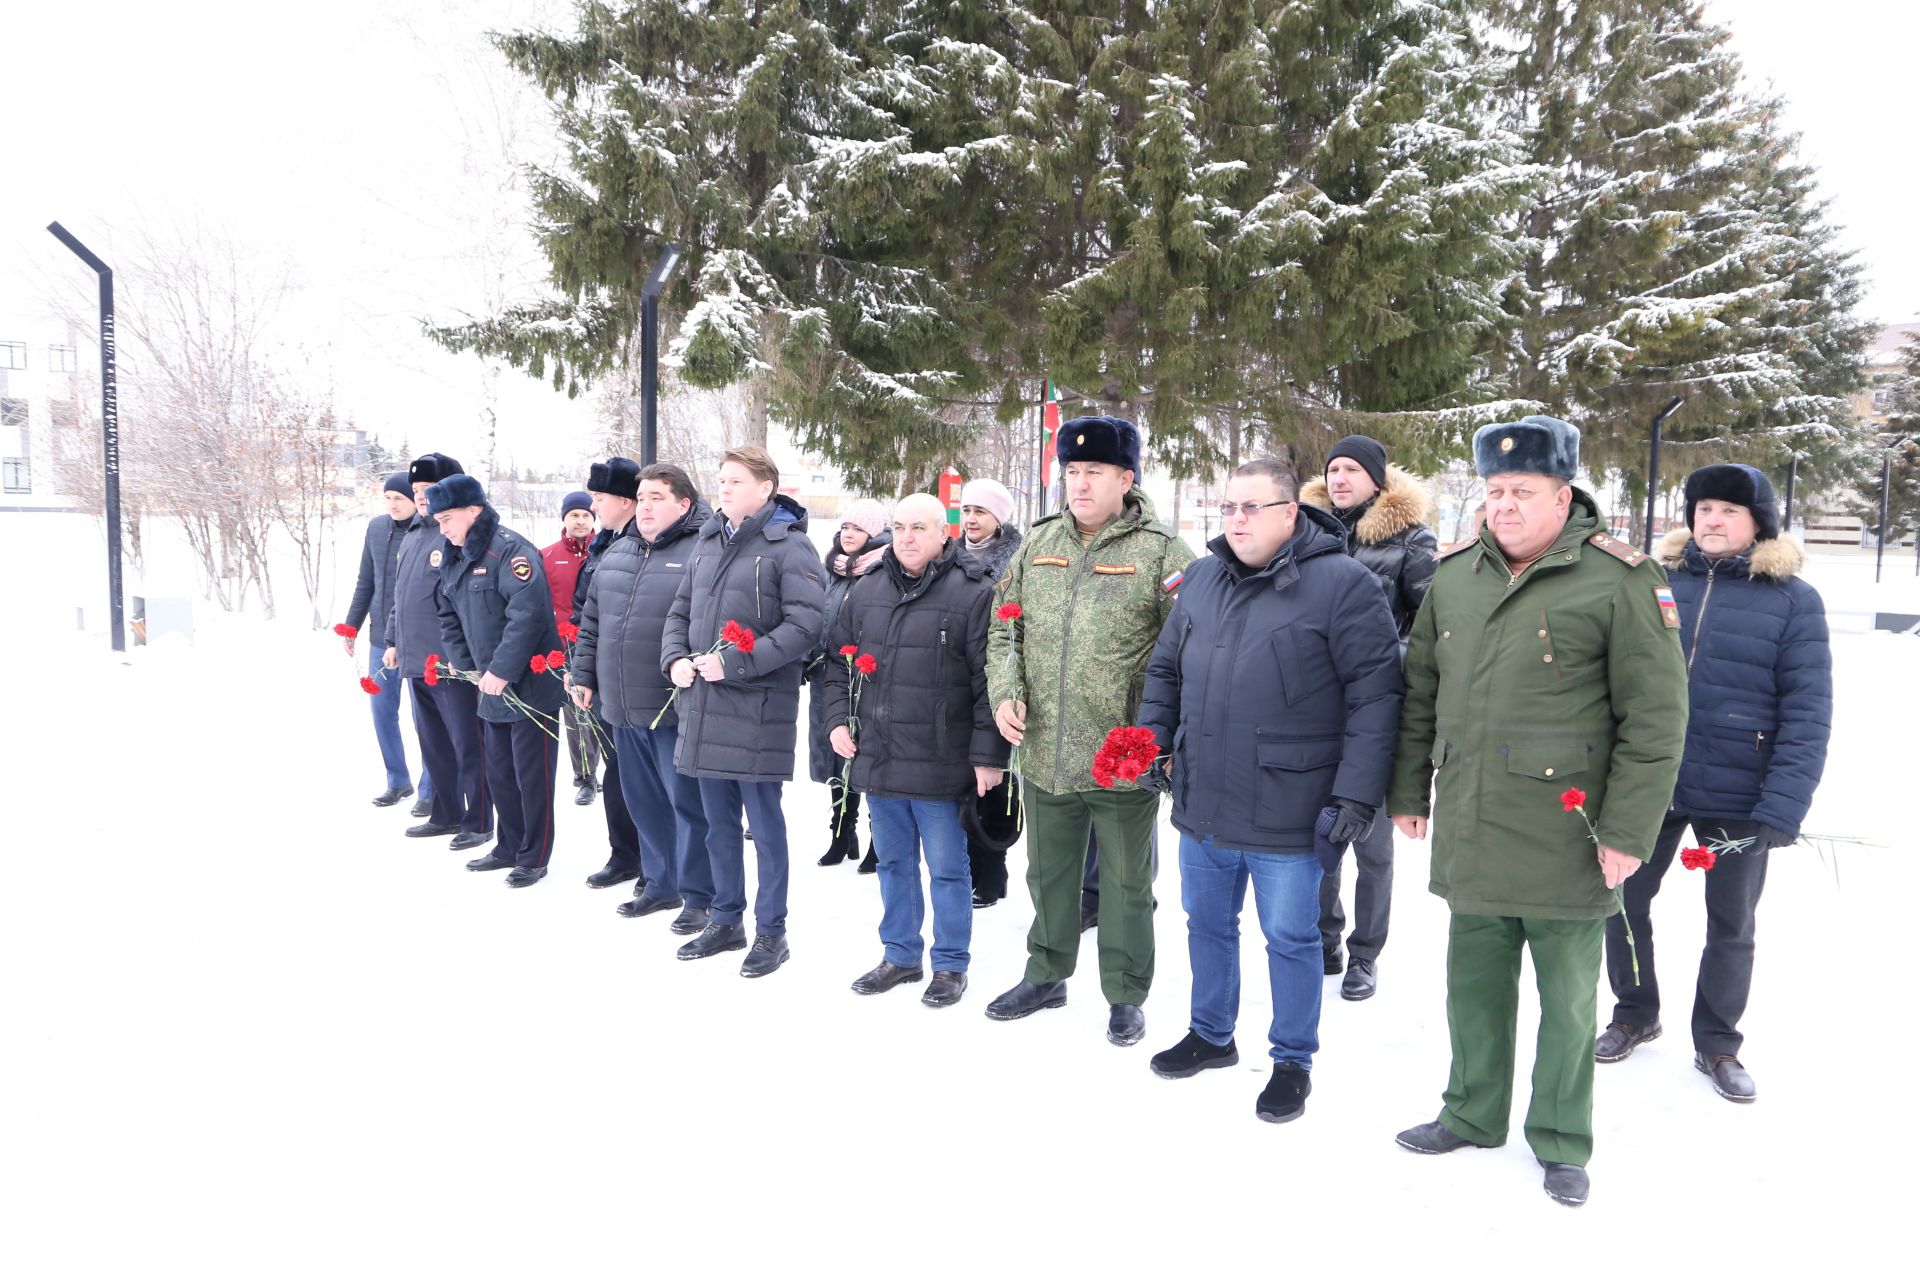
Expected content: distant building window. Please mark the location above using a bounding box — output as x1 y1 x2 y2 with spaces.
49 344 78 373
50 400 77 427
0 398 26 427
0 342 24 370
811 474 826 485
2 459 27 493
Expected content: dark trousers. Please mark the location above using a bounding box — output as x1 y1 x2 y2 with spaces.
481 717 558 870
564 705 603 785
698 777 790 935
613 725 713 908
598 725 641 874
1319 817 1395 961
824 781 865 860
1606 811 1771 1057
411 677 490 833
369 647 430 794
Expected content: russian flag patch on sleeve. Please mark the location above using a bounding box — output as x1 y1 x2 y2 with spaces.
1162 568 1184 592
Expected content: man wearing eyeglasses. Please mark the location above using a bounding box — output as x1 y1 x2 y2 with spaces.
1136 459 1403 1123
985 415 1193 1047
1299 435 1438 1000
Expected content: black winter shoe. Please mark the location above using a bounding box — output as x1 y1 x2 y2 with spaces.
1395 1120 1499 1154
574 782 596 806
857 845 878 874
1695 1052 1757 1103
585 863 642 889
1150 1031 1239 1079
618 894 684 918
466 852 514 872
409 796 433 818
985 979 1067 1021
372 784 414 807
1541 1161 1590 1207
677 922 748 960
1107 1003 1146 1047
1256 1063 1312 1123
667 906 711 935
851 961 925 994
922 972 968 1007
448 830 493 851
504 867 547 888
407 821 459 838
1341 958 1377 1001
1594 1021 1663 1063
740 934 791 978
971 890 1000 909
1324 944 1344 976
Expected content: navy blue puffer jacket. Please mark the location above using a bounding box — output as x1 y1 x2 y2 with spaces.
1658 529 1831 837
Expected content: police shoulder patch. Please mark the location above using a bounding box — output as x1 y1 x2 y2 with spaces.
510 555 533 582
1654 585 1681 629
1588 532 1647 567
429 548 443 568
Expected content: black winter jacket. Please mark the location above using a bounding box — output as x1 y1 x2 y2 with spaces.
386 516 451 676
1657 529 1831 837
661 496 827 781
573 502 711 730
1139 506 1405 855
1299 464 1437 637
806 528 891 784
434 506 567 726
345 513 412 649
821 540 1009 801
961 525 1024 586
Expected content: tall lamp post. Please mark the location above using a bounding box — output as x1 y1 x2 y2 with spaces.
639 243 684 466
47 222 125 653
1643 396 1685 554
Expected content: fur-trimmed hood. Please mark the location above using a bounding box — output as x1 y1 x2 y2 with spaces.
1298 464 1432 546
1657 526 1806 582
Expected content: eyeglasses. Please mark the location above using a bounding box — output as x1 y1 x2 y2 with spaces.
1218 500 1293 520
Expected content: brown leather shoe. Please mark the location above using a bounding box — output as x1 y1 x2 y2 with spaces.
1695 1052 1757 1103
1594 1021 1662 1063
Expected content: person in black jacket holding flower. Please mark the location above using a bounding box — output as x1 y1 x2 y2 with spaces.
1137 458 1403 1124
823 494 1009 1008
342 470 434 810
428 473 565 888
1596 464 1831 1104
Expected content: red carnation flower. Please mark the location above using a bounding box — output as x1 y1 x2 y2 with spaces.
557 621 579 643
529 654 549 674
997 602 1023 622
1560 787 1587 812
423 655 441 686
855 652 878 676
334 623 359 639
546 649 566 668
1680 846 1717 872
839 644 859 657
1092 725 1159 788
359 676 381 695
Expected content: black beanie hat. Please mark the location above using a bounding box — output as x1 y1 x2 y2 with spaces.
1055 415 1141 475
561 490 593 518
587 457 642 500
1684 464 1780 541
1325 435 1388 490
382 471 412 498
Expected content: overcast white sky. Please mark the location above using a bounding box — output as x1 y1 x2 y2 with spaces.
3 0 1915 470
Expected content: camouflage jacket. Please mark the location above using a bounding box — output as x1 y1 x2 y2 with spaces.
987 489 1194 794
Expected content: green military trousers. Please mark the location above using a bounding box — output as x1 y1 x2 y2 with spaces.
1440 913 1605 1167
1023 784 1158 1005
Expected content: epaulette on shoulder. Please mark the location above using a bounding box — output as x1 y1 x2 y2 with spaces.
1436 540 1478 562
1587 531 1648 567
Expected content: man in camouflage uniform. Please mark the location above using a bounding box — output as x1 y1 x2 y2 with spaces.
985 416 1193 1047
1386 416 1687 1208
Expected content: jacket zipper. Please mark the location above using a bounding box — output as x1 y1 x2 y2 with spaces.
1686 566 1716 678
1051 536 1098 791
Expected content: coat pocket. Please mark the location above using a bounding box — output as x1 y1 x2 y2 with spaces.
1503 742 1589 782
1252 735 1341 834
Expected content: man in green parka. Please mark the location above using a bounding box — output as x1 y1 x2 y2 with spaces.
1386 416 1686 1208
984 416 1194 1047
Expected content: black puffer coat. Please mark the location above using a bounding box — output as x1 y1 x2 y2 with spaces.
1138 506 1404 855
1657 529 1831 837
807 528 891 784
573 502 711 730
386 516 451 676
1299 464 1437 638
661 496 827 781
345 513 412 649
821 540 1009 800
434 506 566 726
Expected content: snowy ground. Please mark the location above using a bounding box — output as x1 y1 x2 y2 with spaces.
5 513 1915 1276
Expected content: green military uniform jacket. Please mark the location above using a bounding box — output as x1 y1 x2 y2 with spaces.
988 488 1193 795
1386 490 1687 919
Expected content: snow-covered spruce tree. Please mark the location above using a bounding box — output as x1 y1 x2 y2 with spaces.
1487 0 1869 512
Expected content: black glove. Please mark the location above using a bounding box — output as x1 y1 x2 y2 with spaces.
1755 823 1795 853
1325 799 1377 846
1135 757 1172 794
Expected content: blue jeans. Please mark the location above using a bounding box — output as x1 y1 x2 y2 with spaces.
867 796 972 973
369 646 431 796
613 724 713 908
697 778 789 935
1179 833 1323 1067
